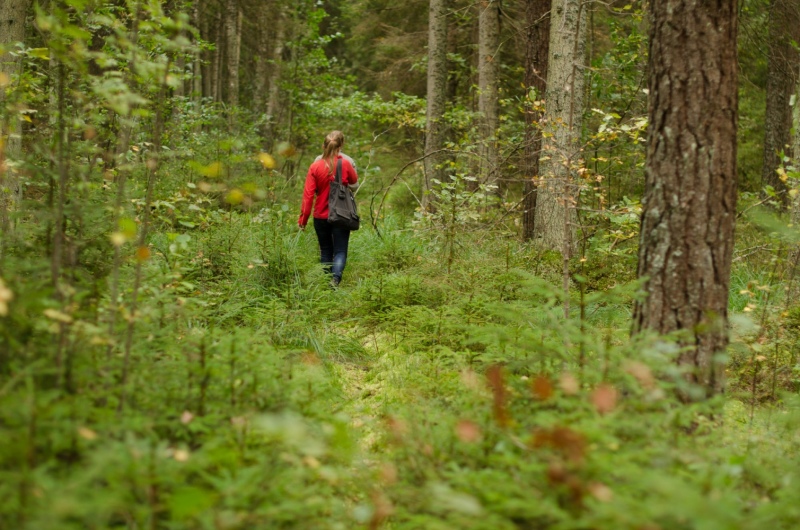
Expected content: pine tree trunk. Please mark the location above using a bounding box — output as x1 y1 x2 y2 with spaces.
633 0 739 398
423 0 448 209
522 0 550 240
478 0 500 185
191 2 202 101
533 0 586 256
200 2 212 99
252 2 272 115
265 8 286 151
761 0 800 209
0 0 31 222
226 0 242 110
214 11 224 103
791 76 800 225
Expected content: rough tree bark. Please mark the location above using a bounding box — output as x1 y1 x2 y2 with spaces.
423 0 448 209
633 0 739 398
225 0 242 110
533 0 586 256
761 0 800 208
478 0 500 185
522 0 550 240
0 0 31 223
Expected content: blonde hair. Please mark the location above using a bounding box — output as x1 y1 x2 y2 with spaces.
322 131 345 174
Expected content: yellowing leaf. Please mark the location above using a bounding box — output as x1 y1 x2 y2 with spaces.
109 232 127 247
78 427 98 440
276 142 296 157
226 189 244 205
257 152 276 169
29 48 50 60
44 308 73 324
0 72 9 88
0 278 13 317
136 246 151 261
199 162 223 178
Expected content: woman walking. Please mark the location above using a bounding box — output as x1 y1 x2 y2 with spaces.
298 131 358 287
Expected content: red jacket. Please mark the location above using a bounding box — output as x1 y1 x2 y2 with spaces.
299 155 358 227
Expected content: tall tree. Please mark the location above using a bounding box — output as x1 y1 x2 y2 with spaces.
0 0 31 222
521 0 550 240
225 0 243 110
423 0 448 209
761 0 800 208
633 0 739 398
533 0 586 255
478 0 500 184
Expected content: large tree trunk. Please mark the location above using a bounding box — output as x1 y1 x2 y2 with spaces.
522 0 551 240
533 0 586 256
423 0 448 210
633 0 739 398
225 0 242 110
478 0 500 185
0 0 31 225
761 0 800 209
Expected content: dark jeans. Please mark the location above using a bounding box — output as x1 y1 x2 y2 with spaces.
313 218 351 282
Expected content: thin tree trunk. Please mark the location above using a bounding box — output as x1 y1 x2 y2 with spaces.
252 2 273 115
633 0 739 398
761 0 800 209
265 7 286 150
0 0 32 224
533 0 586 256
423 0 448 209
794 77 800 169
522 0 551 240
212 14 223 102
226 0 242 111
478 0 500 185
200 2 212 99
191 2 202 101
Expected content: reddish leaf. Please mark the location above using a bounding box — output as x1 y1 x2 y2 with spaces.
531 375 554 401
559 372 580 395
486 365 510 427
591 384 618 414
532 426 586 463
624 361 656 389
455 420 482 443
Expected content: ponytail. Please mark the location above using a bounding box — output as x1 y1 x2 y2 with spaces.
322 131 345 174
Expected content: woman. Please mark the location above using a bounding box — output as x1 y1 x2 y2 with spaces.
298 131 358 287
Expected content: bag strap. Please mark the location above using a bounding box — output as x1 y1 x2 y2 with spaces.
335 158 343 184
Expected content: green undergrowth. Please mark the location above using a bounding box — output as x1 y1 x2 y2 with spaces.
3 195 800 529
2 163 800 529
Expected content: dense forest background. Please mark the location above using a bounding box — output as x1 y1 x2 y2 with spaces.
2 0 800 528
